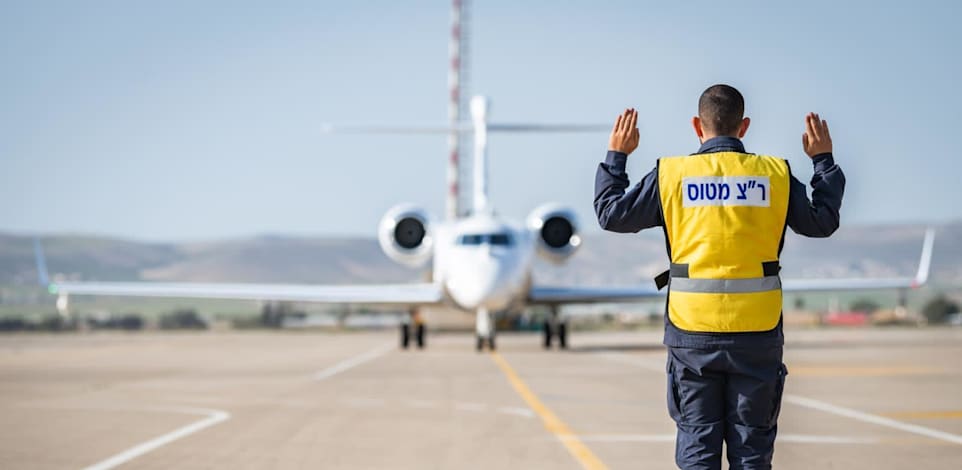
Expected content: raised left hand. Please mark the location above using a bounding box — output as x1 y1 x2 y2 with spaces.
608 108 639 155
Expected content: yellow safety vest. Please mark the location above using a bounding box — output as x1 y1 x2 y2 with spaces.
657 152 790 333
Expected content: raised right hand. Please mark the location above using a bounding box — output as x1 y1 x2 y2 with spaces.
608 108 639 155
802 112 832 158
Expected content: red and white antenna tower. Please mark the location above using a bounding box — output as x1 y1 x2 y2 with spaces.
447 0 469 219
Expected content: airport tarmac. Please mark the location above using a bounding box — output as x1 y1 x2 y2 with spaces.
1 328 961 469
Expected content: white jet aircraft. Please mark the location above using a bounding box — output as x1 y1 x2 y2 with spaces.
35 94 936 351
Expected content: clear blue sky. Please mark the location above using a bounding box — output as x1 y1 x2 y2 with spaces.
3 0 960 241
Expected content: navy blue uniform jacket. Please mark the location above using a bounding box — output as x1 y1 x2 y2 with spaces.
594 136 846 349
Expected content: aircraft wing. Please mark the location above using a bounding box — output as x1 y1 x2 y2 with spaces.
527 285 663 304
529 228 935 304
782 228 935 293
46 281 444 306
782 277 919 292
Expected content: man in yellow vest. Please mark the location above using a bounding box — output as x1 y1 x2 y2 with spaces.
595 84 845 470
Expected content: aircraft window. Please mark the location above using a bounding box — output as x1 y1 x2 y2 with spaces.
489 233 512 245
458 233 513 246
459 234 484 245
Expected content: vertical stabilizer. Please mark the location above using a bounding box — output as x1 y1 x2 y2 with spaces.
470 96 490 214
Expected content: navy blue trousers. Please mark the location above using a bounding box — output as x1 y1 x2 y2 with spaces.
666 346 787 470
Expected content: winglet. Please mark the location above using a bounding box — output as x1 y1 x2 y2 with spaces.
912 228 936 288
32 238 52 290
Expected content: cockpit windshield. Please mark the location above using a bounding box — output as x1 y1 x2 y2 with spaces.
458 233 513 246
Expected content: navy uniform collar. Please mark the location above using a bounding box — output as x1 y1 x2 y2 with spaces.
695 136 745 155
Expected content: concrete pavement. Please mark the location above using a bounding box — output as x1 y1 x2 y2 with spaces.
1 328 961 469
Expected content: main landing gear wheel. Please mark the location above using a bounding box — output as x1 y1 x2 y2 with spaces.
476 334 496 352
400 323 411 349
543 309 569 350
415 324 426 349
401 309 426 351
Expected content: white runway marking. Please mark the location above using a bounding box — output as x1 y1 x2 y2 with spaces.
82 407 230 470
79 343 391 469
776 434 879 444
455 402 487 413
312 343 394 381
599 351 962 446
498 406 536 418
572 434 878 444
784 394 962 445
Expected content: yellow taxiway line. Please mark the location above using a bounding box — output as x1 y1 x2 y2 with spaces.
490 352 608 470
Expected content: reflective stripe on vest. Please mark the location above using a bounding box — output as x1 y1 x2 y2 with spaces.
670 276 781 294
657 152 790 333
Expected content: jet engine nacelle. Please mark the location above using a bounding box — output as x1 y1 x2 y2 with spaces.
526 203 581 264
378 204 434 268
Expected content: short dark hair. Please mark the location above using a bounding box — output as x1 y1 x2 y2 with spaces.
698 84 745 136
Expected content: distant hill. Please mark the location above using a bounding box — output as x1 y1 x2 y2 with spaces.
0 235 417 285
536 222 962 287
2 222 960 288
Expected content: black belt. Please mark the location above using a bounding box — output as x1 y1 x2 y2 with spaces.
654 261 781 291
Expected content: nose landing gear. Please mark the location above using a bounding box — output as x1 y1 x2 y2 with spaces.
475 308 496 351
543 306 568 350
400 309 426 350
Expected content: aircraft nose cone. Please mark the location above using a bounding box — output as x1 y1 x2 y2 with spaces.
446 261 502 310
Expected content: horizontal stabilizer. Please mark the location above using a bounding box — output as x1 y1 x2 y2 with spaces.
320 122 607 135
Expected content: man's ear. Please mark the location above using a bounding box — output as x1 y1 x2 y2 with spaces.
738 117 751 138
692 116 704 143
